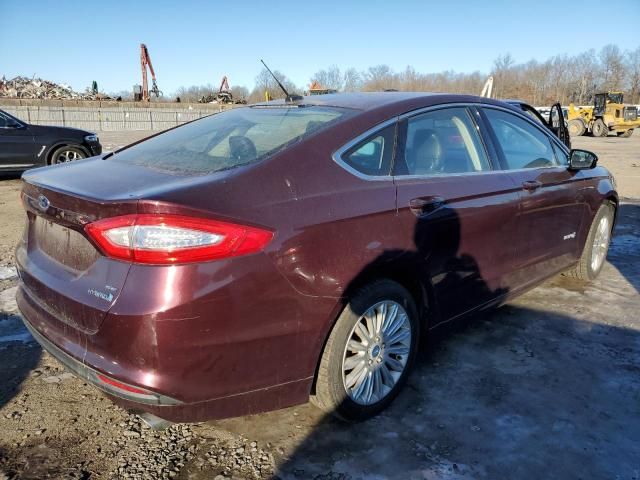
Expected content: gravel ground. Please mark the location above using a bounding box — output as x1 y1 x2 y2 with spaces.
0 132 638 479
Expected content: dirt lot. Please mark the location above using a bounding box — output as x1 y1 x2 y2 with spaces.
0 132 638 480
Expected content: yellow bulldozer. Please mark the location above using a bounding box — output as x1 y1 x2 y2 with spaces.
567 91 640 138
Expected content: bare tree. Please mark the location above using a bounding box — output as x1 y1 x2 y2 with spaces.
625 47 640 103
342 68 362 92
174 84 216 102
179 44 639 107
311 65 343 90
249 68 299 103
362 65 395 91
230 85 249 101
599 44 626 91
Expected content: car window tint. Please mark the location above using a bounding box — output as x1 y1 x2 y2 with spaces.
0 113 9 128
523 108 544 125
551 141 569 165
111 106 353 174
484 108 559 169
342 124 395 176
398 107 490 176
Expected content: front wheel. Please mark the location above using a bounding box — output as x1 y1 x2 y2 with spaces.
50 145 87 164
311 279 419 421
568 119 586 137
592 119 608 137
563 203 614 281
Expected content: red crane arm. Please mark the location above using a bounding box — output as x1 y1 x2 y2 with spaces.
219 76 229 93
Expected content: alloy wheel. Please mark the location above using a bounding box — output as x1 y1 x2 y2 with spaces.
591 216 610 272
341 301 412 405
55 149 85 163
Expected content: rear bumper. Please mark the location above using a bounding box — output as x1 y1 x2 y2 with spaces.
15 244 340 420
20 305 181 406
21 300 312 421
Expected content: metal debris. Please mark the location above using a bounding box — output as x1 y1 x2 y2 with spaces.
0 76 110 100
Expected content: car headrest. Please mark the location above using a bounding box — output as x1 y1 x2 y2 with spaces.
229 136 257 161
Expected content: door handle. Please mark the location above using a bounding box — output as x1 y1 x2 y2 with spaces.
409 197 445 216
522 180 542 191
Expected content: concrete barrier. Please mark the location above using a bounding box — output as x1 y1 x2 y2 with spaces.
0 101 238 132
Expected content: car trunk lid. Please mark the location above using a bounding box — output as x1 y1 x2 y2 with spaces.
17 175 138 334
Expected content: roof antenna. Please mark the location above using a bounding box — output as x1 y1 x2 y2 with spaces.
260 59 303 102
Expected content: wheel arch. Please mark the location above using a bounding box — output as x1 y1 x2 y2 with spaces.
45 142 91 165
309 264 435 395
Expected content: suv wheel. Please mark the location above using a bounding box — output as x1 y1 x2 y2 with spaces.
50 145 87 164
311 279 419 421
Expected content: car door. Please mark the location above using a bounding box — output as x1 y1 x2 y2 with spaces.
393 106 521 323
0 111 37 168
549 102 571 148
479 106 586 288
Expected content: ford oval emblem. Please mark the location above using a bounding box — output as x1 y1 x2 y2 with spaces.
37 194 50 211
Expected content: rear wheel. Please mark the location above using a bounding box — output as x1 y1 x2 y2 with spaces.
563 203 614 282
50 145 87 164
592 119 608 137
568 119 586 137
617 129 633 138
311 279 419 421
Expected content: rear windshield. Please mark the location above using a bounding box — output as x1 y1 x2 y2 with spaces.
110 106 352 174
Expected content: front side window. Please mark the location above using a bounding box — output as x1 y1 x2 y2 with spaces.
551 141 569 165
397 107 490 176
111 106 352 174
0 112 12 128
483 108 559 170
341 124 395 176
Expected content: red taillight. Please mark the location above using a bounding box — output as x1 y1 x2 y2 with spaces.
85 214 273 265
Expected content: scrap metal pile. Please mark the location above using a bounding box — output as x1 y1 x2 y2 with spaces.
0 76 110 100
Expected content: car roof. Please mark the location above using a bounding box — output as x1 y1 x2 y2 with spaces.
254 92 520 113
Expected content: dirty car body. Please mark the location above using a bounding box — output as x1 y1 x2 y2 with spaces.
0 109 102 172
16 93 616 422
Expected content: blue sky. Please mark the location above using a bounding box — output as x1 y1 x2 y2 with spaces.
1 0 638 95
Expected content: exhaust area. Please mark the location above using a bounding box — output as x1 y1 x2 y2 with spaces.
137 412 173 430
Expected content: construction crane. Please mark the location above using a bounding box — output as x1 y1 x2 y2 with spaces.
199 76 246 104
139 43 162 101
216 76 232 104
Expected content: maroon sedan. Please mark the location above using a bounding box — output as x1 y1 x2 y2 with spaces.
16 93 617 422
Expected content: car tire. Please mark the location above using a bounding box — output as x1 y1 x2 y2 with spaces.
617 129 633 138
568 119 586 137
592 119 608 137
50 145 88 165
311 279 419 421
563 202 614 282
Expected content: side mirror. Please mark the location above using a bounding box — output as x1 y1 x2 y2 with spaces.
569 149 598 170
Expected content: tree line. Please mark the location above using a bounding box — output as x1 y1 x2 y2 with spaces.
159 44 640 106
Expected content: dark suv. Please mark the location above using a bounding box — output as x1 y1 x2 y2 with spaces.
0 109 102 172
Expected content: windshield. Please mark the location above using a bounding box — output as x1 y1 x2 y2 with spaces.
111 106 352 174
607 93 623 104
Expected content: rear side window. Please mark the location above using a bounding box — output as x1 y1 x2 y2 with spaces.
397 107 490 176
111 106 352 174
483 108 559 169
341 124 395 176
